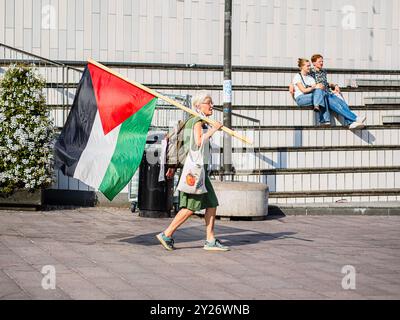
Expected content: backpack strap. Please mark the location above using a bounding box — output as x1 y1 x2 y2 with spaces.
166 116 192 140
299 73 310 88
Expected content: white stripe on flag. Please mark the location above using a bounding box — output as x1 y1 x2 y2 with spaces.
73 111 121 190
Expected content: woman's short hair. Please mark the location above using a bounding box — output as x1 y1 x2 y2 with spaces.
311 54 323 62
192 90 211 110
297 58 309 68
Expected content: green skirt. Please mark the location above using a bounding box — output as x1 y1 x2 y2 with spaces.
179 173 219 211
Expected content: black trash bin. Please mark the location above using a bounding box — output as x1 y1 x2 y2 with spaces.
137 132 174 218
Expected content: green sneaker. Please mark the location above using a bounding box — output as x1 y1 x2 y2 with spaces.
156 232 175 251
203 238 230 251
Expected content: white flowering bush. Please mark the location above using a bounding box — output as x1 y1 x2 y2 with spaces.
0 64 55 195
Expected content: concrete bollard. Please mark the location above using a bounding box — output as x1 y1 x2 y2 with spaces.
205 180 269 219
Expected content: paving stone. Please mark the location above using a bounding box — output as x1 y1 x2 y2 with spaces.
141 284 204 300
55 276 112 300
88 276 136 292
0 209 399 299
1 292 32 300
21 285 71 300
170 276 229 293
0 281 26 299
111 289 151 300
119 272 176 287
0 254 27 267
268 288 329 299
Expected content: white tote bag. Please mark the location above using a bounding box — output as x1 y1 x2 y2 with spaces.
176 126 208 195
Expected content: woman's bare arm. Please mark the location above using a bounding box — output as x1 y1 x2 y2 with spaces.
193 121 223 147
296 82 316 94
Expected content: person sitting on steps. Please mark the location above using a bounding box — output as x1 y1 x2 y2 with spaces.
290 54 366 130
310 54 366 130
292 58 331 127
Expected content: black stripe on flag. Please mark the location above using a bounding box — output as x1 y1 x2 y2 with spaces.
54 67 98 177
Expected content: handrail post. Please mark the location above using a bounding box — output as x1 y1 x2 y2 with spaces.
223 0 233 177
62 66 65 124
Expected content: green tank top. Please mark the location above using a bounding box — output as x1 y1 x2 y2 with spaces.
183 116 211 165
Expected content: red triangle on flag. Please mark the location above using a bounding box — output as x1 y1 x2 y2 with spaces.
88 63 155 135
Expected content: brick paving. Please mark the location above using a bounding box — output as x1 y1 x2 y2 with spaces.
0 208 399 300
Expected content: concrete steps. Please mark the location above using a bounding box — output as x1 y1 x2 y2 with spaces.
353 79 400 87
168 107 398 127
3 54 400 210
41 83 400 106
364 97 400 105
382 115 400 124
48 104 400 128
268 201 400 215
47 100 400 206
266 189 400 205
230 145 400 167
37 65 400 207
218 125 400 149
231 168 400 193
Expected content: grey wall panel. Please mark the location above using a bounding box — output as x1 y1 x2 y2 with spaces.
1 0 400 68
0 0 4 42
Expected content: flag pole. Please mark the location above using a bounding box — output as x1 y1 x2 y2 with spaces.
87 58 252 145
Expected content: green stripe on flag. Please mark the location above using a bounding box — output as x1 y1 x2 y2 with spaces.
99 98 157 200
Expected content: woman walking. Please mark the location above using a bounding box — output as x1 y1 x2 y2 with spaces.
156 91 230 252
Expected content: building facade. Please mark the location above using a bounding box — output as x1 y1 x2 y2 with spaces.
1 1 400 206
1 0 399 69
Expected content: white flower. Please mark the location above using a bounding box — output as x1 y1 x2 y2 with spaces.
0 65 55 192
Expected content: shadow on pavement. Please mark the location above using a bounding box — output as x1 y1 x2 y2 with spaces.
119 224 313 247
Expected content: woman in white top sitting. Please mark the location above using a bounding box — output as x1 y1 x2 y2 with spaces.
292 58 331 126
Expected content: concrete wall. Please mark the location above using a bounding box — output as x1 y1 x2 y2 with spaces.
0 0 399 69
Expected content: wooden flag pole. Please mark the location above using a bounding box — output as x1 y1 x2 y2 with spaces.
87 58 252 145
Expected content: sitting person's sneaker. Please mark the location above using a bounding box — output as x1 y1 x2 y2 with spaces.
203 238 230 251
156 232 175 251
319 122 331 127
349 122 366 130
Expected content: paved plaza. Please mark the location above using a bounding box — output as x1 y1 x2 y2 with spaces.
0 208 399 300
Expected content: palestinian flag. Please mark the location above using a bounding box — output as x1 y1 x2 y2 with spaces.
55 61 157 201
